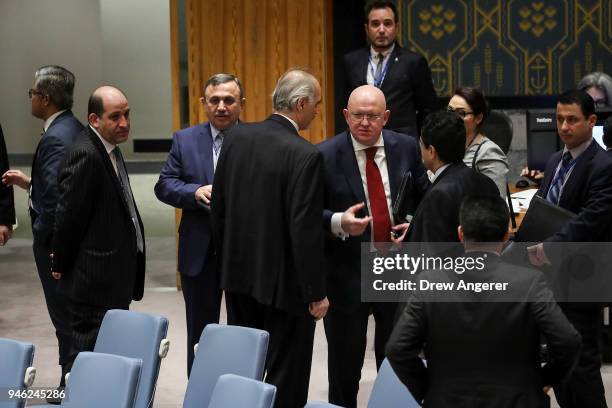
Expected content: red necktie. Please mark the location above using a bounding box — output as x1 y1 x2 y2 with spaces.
365 147 391 251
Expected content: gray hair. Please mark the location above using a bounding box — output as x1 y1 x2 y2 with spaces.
272 69 317 113
577 72 612 107
34 65 75 110
204 73 244 99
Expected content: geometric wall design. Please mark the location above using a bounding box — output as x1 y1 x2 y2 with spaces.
397 0 612 96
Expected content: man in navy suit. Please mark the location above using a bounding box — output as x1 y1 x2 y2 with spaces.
2 65 83 391
527 90 612 408
154 73 245 375
343 1 437 136
317 85 425 407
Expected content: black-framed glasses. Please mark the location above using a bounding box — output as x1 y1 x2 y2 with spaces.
28 89 45 99
446 106 473 118
204 96 238 106
348 112 383 122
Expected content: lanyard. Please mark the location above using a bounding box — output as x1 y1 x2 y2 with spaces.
369 54 390 88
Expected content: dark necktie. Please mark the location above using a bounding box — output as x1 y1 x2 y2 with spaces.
213 132 223 171
546 151 573 205
365 147 391 251
373 53 384 85
113 146 144 252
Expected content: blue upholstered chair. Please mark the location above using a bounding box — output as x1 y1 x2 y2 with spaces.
367 358 421 408
61 352 141 408
183 323 269 408
0 338 35 408
208 374 276 408
93 309 169 408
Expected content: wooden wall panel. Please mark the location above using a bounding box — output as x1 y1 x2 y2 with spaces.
185 0 334 142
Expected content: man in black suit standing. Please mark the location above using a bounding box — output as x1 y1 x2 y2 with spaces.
387 194 581 408
317 85 424 407
52 86 145 378
2 66 83 391
0 124 15 246
211 69 329 408
406 111 498 245
527 89 612 408
343 1 437 137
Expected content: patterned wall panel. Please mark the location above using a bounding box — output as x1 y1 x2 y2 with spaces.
397 0 612 96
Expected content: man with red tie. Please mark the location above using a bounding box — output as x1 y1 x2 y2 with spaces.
317 85 425 407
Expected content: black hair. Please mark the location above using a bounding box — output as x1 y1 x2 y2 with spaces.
420 111 466 163
460 195 509 242
364 1 398 23
557 89 596 118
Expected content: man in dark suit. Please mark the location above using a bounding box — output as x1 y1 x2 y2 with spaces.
527 89 612 408
387 194 581 408
0 124 15 246
52 86 145 378
406 111 499 245
317 84 424 407
2 66 83 390
343 1 437 136
211 69 329 408
155 73 245 376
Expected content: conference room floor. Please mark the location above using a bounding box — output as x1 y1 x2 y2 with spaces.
1 170 611 407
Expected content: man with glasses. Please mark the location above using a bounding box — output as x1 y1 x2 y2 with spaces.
154 73 245 376
2 65 83 399
317 84 425 407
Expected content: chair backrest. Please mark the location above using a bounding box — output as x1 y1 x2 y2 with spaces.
183 323 269 408
480 110 514 154
0 338 35 408
61 352 141 408
208 374 276 408
93 309 169 408
367 359 421 408
304 402 345 408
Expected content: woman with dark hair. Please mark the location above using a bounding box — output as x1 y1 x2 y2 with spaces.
447 86 509 196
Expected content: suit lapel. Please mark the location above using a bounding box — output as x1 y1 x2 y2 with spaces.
559 141 599 207
339 132 368 212
87 128 131 216
199 123 214 183
353 48 369 85
383 131 401 204
380 45 401 93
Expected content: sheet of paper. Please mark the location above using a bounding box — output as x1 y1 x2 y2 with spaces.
511 188 539 212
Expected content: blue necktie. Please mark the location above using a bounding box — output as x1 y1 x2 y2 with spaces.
546 151 573 205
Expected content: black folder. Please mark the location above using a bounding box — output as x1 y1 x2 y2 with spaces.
392 171 417 224
514 195 576 242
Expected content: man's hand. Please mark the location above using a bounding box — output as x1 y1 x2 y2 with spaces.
527 243 551 267
195 184 213 204
2 170 31 190
520 167 544 182
309 297 330 320
340 202 372 236
391 223 409 243
543 386 551 394
0 225 13 246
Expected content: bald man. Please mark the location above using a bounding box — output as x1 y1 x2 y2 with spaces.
52 86 145 376
317 85 425 407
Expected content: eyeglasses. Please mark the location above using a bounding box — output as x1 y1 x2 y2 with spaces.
348 112 383 122
28 89 45 99
446 106 473 118
204 96 238 106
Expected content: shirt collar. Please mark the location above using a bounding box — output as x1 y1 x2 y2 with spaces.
563 137 593 161
43 109 68 132
369 43 395 60
350 133 384 152
427 163 451 183
89 125 116 154
210 124 221 139
274 113 299 132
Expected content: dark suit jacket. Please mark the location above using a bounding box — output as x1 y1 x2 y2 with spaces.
537 140 612 246
30 110 83 247
211 114 326 316
386 254 581 408
406 163 499 244
154 122 215 277
317 129 425 310
52 127 145 307
344 44 438 135
0 124 15 226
